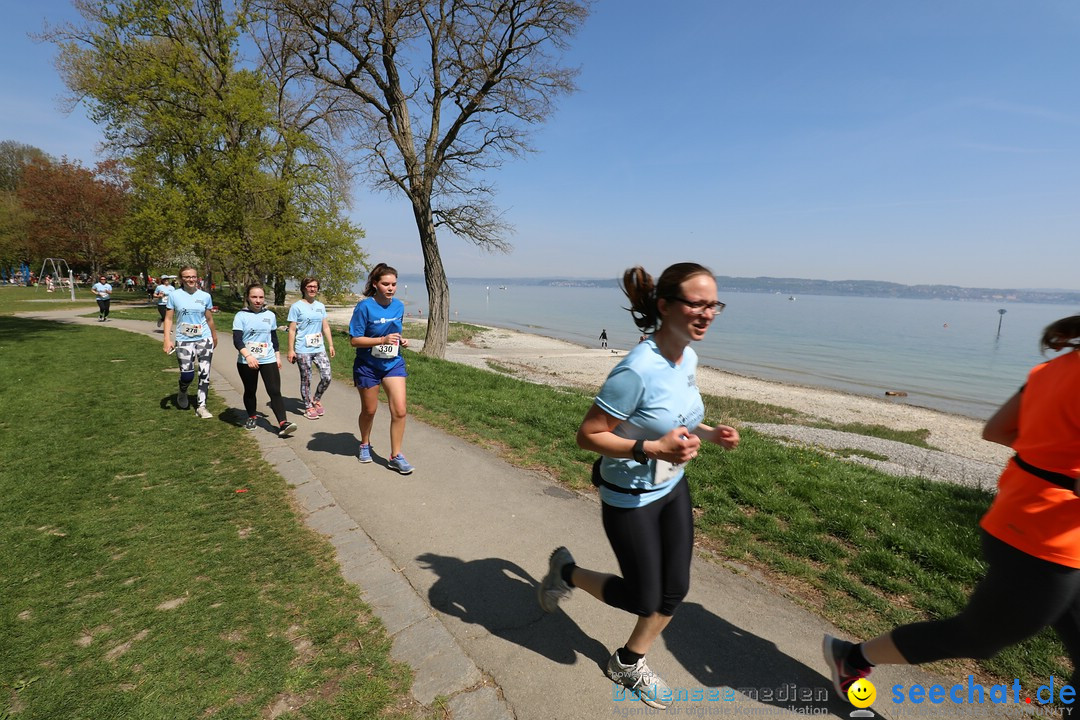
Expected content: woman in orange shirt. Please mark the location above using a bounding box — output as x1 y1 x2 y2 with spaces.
824 314 1080 700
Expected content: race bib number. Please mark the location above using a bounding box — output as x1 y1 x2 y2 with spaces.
653 460 684 486
372 342 399 359
246 342 271 359
304 333 323 348
179 322 203 338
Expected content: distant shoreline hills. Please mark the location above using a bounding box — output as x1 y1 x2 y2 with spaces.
436 275 1080 305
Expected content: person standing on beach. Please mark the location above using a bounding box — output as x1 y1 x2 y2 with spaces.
287 277 335 420
539 262 740 709
599 328 608 348
349 263 413 474
92 275 112 321
163 265 217 418
233 283 297 437
153 277 174 329
824 313 1080 702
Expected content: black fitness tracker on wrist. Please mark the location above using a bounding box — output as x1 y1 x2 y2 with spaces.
632 438 648 464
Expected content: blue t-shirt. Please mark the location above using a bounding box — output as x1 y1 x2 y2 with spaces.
594 340 706 509
232 308 278 365
349 296 405 372
155 284 174 306
167 289 214 343
92 282 112 300
287 300 328 355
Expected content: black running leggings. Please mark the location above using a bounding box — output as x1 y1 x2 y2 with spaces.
237 362 286 424
892 530 1080 687
600 477 693 617
97 298 111 317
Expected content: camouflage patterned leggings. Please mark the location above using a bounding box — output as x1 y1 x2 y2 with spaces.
296 351 332 407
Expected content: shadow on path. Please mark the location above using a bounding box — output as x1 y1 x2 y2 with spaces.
417 553 610 671
667 602 851 715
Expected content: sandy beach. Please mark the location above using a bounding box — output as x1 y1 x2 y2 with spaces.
325 306 1010 467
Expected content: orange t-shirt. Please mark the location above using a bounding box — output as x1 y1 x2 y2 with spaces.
981 351 1080 567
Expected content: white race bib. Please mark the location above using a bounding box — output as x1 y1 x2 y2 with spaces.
653 460 683 486
304 333 323 348
246 342 270 359
371 342 399 359
179 322 203 338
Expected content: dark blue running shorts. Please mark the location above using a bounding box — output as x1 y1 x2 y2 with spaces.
353 357 407 388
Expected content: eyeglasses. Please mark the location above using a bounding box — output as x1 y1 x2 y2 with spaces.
671 297 726 315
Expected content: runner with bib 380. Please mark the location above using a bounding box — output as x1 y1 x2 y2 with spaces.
348 263 413 474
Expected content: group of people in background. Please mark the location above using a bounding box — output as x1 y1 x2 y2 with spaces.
154 263 414 472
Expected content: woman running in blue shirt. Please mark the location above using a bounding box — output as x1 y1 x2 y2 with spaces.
349 263 413 474
539 262 740 710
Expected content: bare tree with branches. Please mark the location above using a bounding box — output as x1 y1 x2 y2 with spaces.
265 0 590 357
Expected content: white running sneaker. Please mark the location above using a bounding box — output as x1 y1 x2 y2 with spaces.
537 546 574 613
195 406 212 419
607 652 671 709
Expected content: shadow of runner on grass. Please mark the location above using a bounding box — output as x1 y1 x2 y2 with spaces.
666 601 853 716
416 552 611 671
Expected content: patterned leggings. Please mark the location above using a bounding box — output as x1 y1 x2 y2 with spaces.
176 339 214 409
296 351 332 407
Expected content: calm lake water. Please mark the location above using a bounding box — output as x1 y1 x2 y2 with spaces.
361 276 1079 420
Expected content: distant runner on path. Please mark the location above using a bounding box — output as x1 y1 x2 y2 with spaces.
599 328 608 348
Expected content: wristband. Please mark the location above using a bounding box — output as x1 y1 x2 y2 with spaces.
632 438 648 464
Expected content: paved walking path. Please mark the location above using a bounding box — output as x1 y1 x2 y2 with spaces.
19 306 1014 720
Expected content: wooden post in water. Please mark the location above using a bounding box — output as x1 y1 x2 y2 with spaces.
997 308 1007 338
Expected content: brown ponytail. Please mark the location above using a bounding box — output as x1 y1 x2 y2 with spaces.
621 262 714 333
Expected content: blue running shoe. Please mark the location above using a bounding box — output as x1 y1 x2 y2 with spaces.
358 443 372 463
387 454 414 474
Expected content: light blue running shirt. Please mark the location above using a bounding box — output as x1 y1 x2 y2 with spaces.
233 308 278 365
167 289 214 343
594 339 706 509
92 282 112 300
155 284 174 306
287 299 328 355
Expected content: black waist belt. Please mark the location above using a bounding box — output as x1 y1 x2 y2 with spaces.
1013 454 1075 490
591 458 653 496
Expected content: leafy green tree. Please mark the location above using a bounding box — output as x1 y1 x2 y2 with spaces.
266 0 590 357
48 0 366 301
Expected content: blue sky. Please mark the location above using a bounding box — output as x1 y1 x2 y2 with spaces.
4 1 1080 289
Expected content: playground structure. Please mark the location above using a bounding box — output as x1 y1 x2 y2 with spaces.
38 258 77 300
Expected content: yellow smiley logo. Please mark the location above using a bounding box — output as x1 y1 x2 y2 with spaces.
847 678 876 708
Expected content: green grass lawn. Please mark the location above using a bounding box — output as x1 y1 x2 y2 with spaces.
0 316 417 720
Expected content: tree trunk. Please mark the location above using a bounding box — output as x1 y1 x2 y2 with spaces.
273 273 286 306
412 198 449 358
